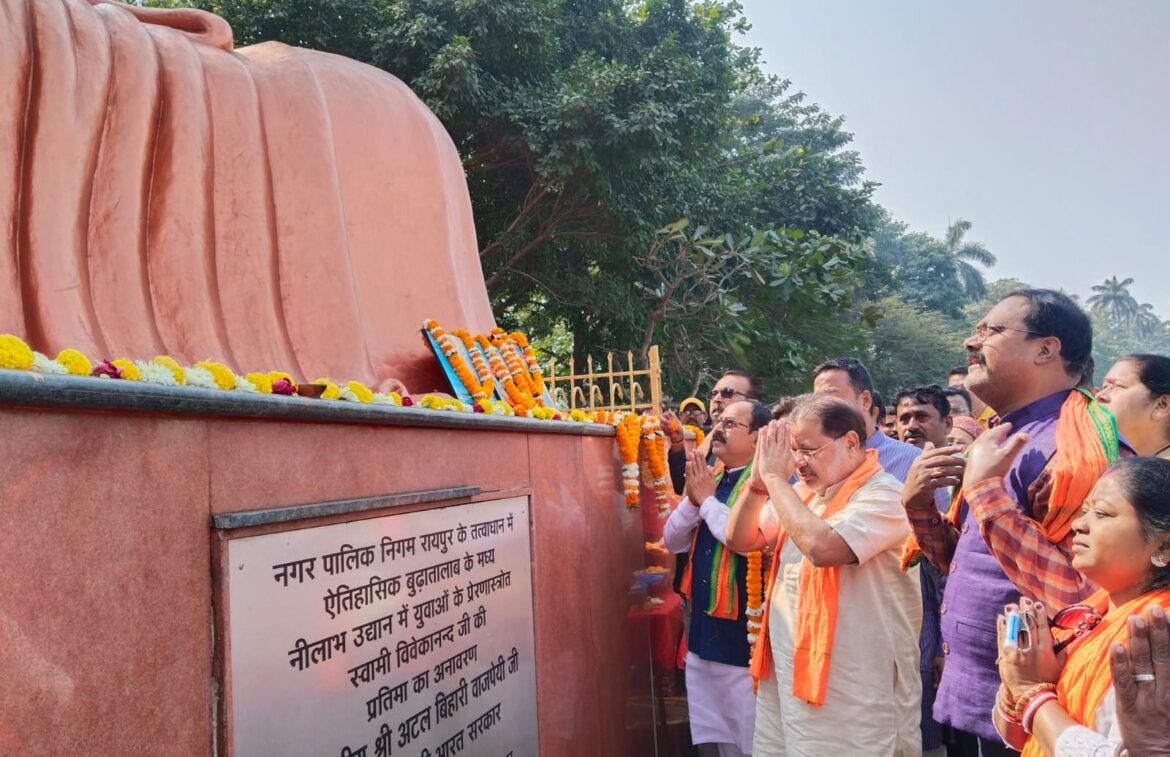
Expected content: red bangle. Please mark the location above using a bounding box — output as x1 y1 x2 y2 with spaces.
996 688 1021 725
749 483 769 496
1022 691 1058 734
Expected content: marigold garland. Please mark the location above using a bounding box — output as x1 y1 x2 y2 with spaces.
641 416 671 518
451 329 496 400
56 348 92 376
343 380 375 403
613 413 642 509
476 333 536 411
0 324 598 430
195 360 237 390
152 355 186 384
0 334 35 370
246 372 274 394
112 359 140 381
424 320 493 401
685 424 705 447
507 331 547 397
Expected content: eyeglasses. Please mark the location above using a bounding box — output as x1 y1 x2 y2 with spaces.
970 323 1045 342
791 435 844 462
708 387 749 401
714 417 750 432
1050 604 1105 654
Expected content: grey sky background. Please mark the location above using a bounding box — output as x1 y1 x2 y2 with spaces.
737 1 1169 314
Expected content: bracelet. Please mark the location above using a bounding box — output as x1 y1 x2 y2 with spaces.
749 483 769 496
1012 683 1057 722
996 687 1022 724
1022 691 1058 734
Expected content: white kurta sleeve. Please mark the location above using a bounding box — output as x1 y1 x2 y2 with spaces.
825 476 912 566
663 497 702 554
1053 689 1122 757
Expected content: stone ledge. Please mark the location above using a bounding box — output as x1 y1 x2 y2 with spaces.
0 369 614 436
211 486 482 528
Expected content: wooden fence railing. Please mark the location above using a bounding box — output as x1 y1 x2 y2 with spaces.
546 345 662 417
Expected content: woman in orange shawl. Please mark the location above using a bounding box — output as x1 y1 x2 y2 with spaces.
982 450 1170 756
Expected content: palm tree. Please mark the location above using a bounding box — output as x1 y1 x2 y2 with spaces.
1133 302 1162 339
1086 276 1139 326
943 219 997 301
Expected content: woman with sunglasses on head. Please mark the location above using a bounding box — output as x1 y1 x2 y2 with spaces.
1095 354 1170 459
964 424 1170 755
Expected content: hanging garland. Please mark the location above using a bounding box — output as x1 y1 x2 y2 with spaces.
613 413 642 509
745 550 765 648
641 415 671 518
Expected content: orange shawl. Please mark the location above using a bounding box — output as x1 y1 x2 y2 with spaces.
900 389 1119 571
1020 586 1170 757
748 450 883 706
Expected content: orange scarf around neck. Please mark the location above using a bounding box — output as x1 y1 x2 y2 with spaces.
1020 586 1170 757
748 449 883 706
900 389 1119 571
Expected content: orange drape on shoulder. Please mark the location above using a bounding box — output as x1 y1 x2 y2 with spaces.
1020 586 1170 757
749 450 883 706
900 389 1119 571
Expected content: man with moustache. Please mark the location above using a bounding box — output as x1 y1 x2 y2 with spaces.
893 385 956 756
895 386 954 451
664 399 774 756
902 289 1121 756
666 371 765 493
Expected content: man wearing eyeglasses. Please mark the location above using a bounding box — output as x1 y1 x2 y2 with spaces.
665 371 765 495
813 358 950 755
724 395 922 756
664 398 774 757
904 289 1121 757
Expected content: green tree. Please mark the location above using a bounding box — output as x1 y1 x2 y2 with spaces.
866 297 970 395
1086 276 1139 326
942 219 997 301
154 0 884 396
877 230 965 317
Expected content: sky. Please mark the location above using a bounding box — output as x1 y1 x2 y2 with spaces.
736 1 1169 314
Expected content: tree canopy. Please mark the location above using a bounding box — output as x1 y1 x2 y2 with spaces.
151 0 1161 402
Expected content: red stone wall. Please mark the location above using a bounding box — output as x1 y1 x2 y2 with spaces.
0 406 652 756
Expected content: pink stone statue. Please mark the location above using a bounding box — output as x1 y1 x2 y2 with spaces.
0 0 496 392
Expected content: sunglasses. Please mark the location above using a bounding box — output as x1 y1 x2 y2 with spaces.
1050 604 1104 654
708 387 748 401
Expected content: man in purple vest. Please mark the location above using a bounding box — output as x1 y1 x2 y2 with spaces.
902 289 1101 756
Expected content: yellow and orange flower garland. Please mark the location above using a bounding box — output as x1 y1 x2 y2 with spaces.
1 331 680 506
745 550 765 650
503 329 547 397
423 320 494 402
613 412 643 508
641 415 671 517
451 329 497 397
685 423 705 447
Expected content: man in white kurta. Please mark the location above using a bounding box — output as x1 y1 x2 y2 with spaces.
723 394 923 757
754 471 923 756
664 399 777 756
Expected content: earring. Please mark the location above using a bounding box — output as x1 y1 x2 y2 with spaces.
1154 554 1169 568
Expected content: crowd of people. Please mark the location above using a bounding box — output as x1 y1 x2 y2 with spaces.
659 288 1170 757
